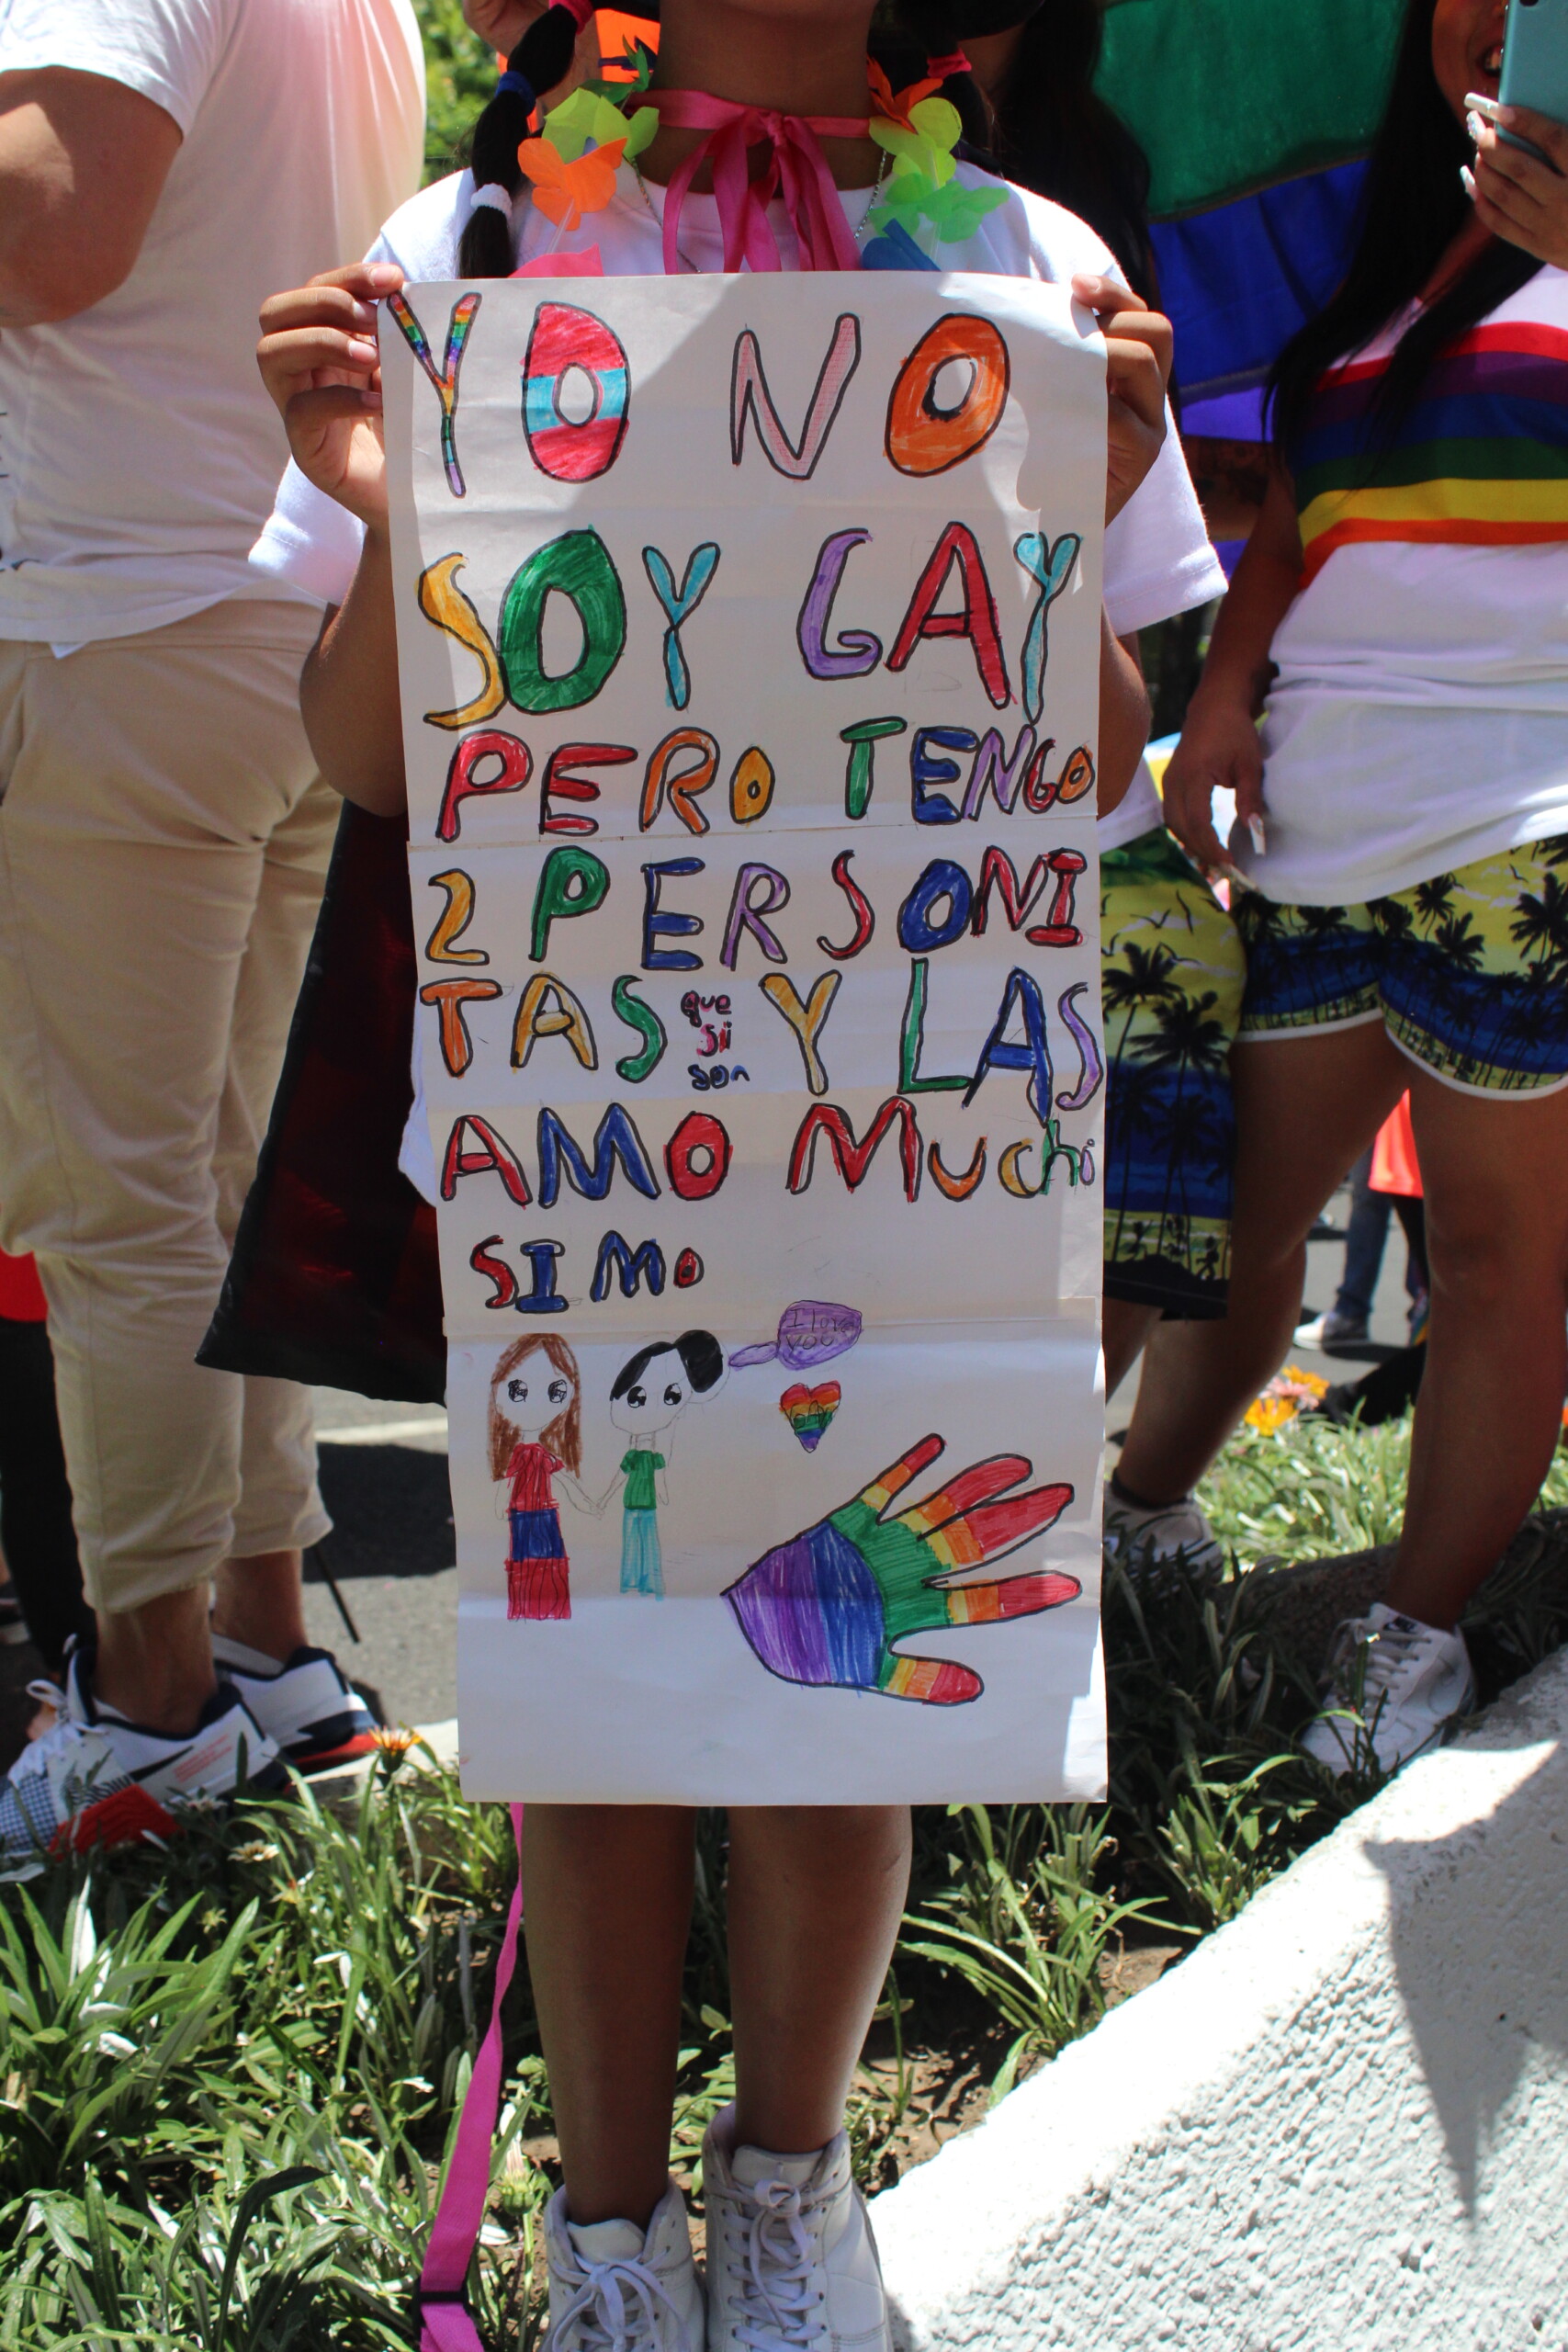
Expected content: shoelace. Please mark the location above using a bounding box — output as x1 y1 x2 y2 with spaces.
17 1683 103 1779
726 2178 829 2352
1328 1613 1427 1704
552 2251 686 2352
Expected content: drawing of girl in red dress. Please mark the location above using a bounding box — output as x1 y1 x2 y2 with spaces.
488 1336 589 1622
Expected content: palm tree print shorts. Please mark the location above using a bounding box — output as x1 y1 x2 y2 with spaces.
1235 836 1568 1096
1101 827 1247 1317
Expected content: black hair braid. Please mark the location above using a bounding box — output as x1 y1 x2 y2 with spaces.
457 4 591 278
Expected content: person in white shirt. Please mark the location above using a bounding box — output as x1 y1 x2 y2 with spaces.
0 0 424 1850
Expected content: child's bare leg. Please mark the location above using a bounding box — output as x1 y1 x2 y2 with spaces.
523 1802 695 2228
1104 1297 1159 1400
727 1804 911 2153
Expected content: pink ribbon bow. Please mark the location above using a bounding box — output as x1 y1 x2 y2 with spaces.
640 89 868 275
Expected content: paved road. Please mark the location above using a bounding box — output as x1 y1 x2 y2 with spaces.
305 1388 457 1729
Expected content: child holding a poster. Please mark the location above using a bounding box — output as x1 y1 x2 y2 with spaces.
253 2 1223 2344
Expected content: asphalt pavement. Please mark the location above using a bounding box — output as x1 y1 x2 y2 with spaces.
305 1388 457 1729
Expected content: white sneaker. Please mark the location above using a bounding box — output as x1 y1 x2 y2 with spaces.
1293 1310 1370 1350
0 1642 283 1878
543 2178 704 2352
702 2108 889 2352
1301 1602 1475 1779
1102 1480 1224 1581
211 1636 380 1774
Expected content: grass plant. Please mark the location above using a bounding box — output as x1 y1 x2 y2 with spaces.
3 1412 1565 2343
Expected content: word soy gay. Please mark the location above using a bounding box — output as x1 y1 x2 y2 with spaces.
393 294 1091 830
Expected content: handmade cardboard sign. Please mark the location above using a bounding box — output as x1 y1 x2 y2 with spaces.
382 273 1109 1804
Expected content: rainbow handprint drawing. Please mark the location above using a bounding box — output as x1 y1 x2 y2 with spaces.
724 1435 1077 1706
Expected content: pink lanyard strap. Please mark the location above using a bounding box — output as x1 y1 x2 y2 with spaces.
641 89 868 276
417 1803 525 2352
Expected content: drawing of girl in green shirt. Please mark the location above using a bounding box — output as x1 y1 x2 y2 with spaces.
605 1331 724 1599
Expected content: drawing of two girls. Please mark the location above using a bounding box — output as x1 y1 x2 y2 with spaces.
487 1330 724 1620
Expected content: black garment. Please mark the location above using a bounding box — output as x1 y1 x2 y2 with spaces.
0 1316 90 1672
200 803 445 1403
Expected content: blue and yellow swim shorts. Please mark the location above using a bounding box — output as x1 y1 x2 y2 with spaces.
1101 827 1247 1317
1235 835 1568 1096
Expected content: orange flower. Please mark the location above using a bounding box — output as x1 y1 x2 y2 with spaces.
867 59 942 128
516 134 627 232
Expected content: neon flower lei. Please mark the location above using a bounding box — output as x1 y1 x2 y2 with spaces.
513 22 1003 274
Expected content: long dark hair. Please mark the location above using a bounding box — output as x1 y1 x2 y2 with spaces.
1269 0 1540 458
459 0 988 282
935 0 1156 301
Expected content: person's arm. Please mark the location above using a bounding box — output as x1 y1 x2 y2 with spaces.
1159 468 1303 872
0 67 180 326
1066 274 1168 816
1098 619 1150 817
1466 98 1568 268
256 262 410 815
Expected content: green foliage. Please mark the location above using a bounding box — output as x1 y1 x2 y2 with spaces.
902 1804 1160 2098
4 1421 1566 2341
412 0 496 185
1200 1408 1568 1571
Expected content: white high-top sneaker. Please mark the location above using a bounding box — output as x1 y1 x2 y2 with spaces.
543 2178 705 2352
702 2109 889 2352
1302 1602 1475 1778
1102 1478 1224 1581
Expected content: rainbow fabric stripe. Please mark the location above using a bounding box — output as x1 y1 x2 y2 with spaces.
1293 320 1568 586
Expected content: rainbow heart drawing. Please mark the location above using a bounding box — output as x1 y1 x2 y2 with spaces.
780 1382 841 1453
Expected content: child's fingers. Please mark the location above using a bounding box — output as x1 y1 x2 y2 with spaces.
1073 275 1175 389
262 324 380 380
257 264 403 342
1104 335 1169 437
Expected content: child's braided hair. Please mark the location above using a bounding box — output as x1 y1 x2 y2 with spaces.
457 0 989 280
458 0 607 279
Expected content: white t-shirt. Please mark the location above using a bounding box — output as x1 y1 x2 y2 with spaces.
1235 267 1568 903
0 0 426 649
249 161 1224 1201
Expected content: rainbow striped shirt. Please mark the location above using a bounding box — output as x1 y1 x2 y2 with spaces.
1292 315 1568 586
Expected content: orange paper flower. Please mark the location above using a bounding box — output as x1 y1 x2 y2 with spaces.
868 59 942 128
516 134 627 232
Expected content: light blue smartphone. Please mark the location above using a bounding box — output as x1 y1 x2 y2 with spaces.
1499 0 1568 158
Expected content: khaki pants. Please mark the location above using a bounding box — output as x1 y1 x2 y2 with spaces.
0 602 335 1613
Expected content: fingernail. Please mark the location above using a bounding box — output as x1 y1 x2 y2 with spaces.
360 387 384 411
1465 92 1505 123
1466 111 1487 146
1461 164 1477 199
367 263 402 287
348 337 380 365
1247 815 1267 855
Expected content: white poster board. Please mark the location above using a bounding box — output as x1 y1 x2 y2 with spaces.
382 272 1109 1804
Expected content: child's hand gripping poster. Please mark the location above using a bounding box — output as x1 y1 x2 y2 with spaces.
382 273 1110 1804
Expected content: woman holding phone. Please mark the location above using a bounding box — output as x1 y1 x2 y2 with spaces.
1134 0 1568 1777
